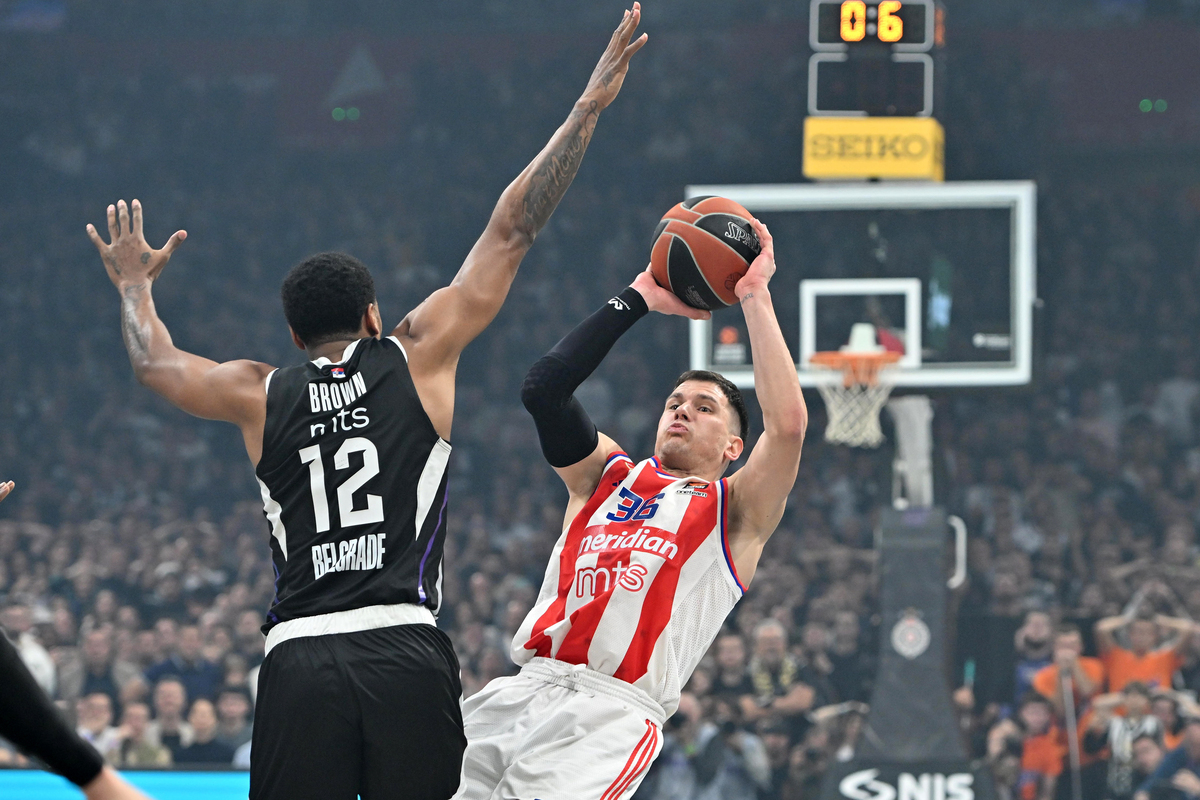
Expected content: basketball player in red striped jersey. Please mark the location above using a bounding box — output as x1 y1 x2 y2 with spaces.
454 219 806 800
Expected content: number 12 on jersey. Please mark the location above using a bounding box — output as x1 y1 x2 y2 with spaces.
299 438 384 533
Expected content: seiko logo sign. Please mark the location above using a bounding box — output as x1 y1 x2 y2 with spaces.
840 769 974 800
808 134 932 161
802 117 944 181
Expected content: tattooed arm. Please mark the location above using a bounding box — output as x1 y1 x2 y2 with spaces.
394 4 647 380
88 200 274 464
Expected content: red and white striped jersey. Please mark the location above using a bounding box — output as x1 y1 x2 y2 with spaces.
512 453 746 716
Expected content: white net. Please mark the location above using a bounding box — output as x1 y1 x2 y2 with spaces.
816 379 896 448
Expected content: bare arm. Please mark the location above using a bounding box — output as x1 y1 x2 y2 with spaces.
1095 615 1127 653
395 5 648 375
1156 614 1198 654
725 221 808 586
87 200 273 464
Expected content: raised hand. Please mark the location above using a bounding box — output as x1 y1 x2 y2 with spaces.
87 199 186 289
734 219 775 302
632 266 711 321
581 3 648 110
0 480 12 504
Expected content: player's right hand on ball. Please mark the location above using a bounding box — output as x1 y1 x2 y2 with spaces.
581 3 648 109
87 199 187 289
631 266 711 321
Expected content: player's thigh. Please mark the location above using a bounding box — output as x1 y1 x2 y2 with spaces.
352 624 467 800
499 694 663 800
453 675 552 800
249 637 362 800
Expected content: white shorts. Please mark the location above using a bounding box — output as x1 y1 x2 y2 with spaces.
454 657 665 800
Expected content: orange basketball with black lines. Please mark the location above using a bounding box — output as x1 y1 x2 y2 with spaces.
650 196 761 310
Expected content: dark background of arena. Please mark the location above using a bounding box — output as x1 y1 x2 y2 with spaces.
3 0 1200 797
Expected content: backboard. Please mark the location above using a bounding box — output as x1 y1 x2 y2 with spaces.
685 181 1037 388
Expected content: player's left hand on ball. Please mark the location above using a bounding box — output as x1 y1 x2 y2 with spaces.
0 480 12 504
631 266 711 320
581 2 648 110
734 218 776 301
87 199 187 289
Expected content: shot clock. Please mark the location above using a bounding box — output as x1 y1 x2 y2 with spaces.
811 0 933 50
807 0 939 117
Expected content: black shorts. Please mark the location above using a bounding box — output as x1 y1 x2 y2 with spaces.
249 623 465 800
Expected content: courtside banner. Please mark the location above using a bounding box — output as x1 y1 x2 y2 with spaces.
818 760 998 800
803 117 945 181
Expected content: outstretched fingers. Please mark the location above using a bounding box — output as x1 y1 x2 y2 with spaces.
160 230 187 257
86 223 108 252
612 3 641 49
0 480 12 504
106 204 119 241
622 32 649 61
117 199 130 238
131 199 144 238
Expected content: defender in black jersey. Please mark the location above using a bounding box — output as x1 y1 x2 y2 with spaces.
86 8 649 799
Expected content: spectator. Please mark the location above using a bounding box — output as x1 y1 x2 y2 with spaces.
144 625 223 702
1015 693 1064 800
1153 693 1188 751
145 677 194 761
710 632 755 702
742 620 816 733
1136 716 1200 800
74 692 121 757
58 629 141 711
827 611 872 703
1084 682 1163 800
693 696 772 800
1 605 56 696
108 702 172 768
1015 611 1056 706
1130 734 1165 798
1096 606 1195 692
214 687 252 750
174 699 235 766
1031 624 1105 720
986 717 1025 800
758 717 793 800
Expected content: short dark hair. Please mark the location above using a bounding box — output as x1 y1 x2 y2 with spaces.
1018 691 1052 711
1054 623 1082 639
281 252 376 347
1124 681 1151 698
673 370 749 440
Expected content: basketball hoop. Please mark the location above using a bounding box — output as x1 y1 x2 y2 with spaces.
810 324 901 448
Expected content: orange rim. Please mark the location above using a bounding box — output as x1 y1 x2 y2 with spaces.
810 351 902 387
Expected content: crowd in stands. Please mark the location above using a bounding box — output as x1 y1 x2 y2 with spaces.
3 8 1200 800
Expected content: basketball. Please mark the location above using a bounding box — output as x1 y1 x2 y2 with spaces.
649 196 761 310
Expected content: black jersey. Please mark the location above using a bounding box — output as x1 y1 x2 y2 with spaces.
254 336 450 632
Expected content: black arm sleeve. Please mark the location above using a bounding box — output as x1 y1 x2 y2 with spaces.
0 634 104 786
520 285 648 468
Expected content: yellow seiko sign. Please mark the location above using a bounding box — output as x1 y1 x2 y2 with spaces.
803 117 944 181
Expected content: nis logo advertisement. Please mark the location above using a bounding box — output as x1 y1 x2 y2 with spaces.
839 768 974 800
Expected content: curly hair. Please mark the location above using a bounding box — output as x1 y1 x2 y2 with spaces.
280 252 377 347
